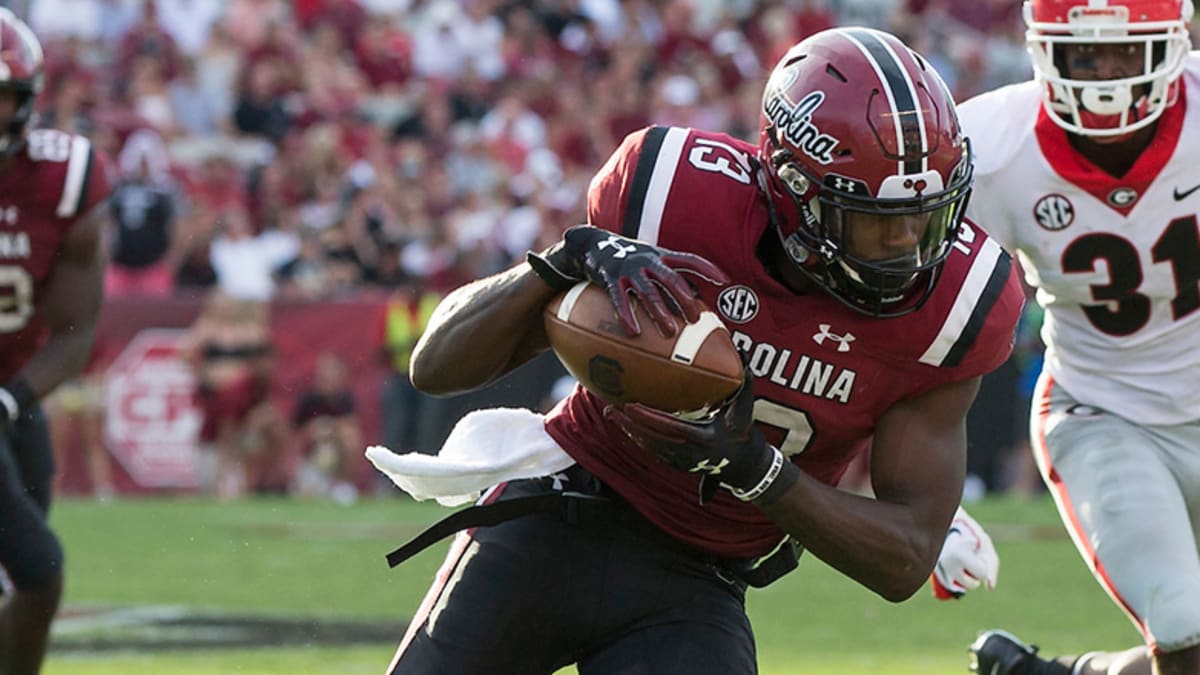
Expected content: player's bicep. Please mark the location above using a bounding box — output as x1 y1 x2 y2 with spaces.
41 202 108 334
869 376 981 549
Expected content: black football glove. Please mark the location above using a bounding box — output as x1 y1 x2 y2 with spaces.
604 368 798 504
527 224 728 336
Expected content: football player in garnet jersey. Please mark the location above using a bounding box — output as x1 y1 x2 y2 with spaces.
960 1 1200 675
0 9 113 675
378 27 1022 674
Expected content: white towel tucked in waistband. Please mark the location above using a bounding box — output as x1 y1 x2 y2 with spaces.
365 407 575 507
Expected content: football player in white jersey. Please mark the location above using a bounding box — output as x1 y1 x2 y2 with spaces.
959 1 1200 674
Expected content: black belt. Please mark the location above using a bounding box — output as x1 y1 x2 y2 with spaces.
384 490 801 588
385 491 610 568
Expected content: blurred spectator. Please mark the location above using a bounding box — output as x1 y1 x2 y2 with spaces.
292 0 367 49
169 57 228 137
154 0 223 57
208 206 300 302
233 57 293 143
29 0 106 42
126 54 176 135
194 22 243 126
411 1 470 82
221 0 291 51
182 290 286 500
116 0 183 85
300 20 368 122
290 352 363 503
107 128 180 296
377 283 447 458
354 12 411 92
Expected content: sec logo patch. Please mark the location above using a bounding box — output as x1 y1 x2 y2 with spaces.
717 285 759 323
1032 194 1074 231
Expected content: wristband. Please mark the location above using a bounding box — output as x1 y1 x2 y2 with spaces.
0 377 35 422
731 446 788 502
750 454 801 507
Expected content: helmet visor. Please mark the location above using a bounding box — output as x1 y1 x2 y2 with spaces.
818 178 971 304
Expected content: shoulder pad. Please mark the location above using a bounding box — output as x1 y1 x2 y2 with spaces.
958 82 1041 179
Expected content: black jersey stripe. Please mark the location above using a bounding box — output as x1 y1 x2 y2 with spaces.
77 145 94 216
621 126 668 238
843 28 924 175
941 249 1013 368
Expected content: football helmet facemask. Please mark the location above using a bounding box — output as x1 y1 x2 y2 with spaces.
757 27 972 317
0 8 44 157
1025 0 1193 138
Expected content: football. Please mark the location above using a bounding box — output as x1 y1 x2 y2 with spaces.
544 282 743 414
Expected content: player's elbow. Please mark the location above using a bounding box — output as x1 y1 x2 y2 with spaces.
408 356 451 396
409 347 488 396
869 547 936 602
876 574 925 603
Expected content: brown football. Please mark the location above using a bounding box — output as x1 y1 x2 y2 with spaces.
544 282 743 414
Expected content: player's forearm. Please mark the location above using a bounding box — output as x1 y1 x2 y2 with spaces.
758 472 939 602
16 326 97 399
410 263 557 395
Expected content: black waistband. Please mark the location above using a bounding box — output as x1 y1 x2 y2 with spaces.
383 470 801 588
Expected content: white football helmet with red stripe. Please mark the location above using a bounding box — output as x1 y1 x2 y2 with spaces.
1025 0 1193 137
757 27 973 317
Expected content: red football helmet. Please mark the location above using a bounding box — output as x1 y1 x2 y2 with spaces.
0 8 44 157
1025 0 1193 137
757 27 972 317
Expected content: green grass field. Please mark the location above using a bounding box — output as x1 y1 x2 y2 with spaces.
43 494 1138 674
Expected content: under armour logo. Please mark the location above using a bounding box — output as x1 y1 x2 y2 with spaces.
689 458 729 475
597 236 637 259
812 323 855 352
831 176 857 192
549 472 570 491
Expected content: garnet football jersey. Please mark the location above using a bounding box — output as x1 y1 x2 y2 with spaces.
0 129 111 382
544 126 1024 559
961 57 1200 426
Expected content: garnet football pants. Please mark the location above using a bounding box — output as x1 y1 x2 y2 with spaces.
0 405 63 589
1032 374 1200 653
387 465 757 674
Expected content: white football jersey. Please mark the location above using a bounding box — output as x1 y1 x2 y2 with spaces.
961 54 1200 425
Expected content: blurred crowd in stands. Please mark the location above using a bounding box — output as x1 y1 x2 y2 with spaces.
9 0 1090 501
15 0 1036 304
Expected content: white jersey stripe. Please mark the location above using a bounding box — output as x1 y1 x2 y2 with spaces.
56 135 91 218
919 236 1005 366
635 127 688 245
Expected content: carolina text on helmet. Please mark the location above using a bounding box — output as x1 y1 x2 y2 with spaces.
764 90 841 166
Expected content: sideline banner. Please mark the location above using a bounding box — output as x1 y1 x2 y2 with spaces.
58 294 566 496
60 295 391 494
